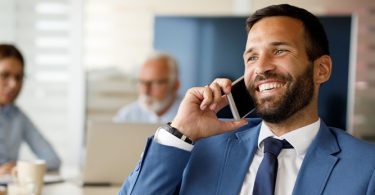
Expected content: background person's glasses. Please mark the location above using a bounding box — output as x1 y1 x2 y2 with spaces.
0 72 24 83
138 79 169 88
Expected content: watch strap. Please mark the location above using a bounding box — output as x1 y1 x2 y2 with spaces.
162 122 194 145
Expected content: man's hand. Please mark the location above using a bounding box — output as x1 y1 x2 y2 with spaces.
171 78 248 142
0 161 16 176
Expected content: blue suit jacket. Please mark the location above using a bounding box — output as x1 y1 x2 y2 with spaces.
119 119 375 195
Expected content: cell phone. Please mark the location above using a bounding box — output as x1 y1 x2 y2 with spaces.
227 76 256 120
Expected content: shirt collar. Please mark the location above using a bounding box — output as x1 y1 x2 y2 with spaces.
258 118 321 156
0 104 16 117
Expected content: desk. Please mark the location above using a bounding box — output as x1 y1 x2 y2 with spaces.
41 167 122 195
0 168 123 195
42 182 120 195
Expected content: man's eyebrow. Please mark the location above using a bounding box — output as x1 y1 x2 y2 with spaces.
271 41 291 47
243 47 254 56
243 41 292 56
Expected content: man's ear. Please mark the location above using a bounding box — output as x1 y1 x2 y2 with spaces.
173 79 180 92
313 55 332 84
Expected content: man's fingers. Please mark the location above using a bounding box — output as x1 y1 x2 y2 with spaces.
208 78 232 111
209 82 223 110
201 85 213 110
215 96 229 112
212 78 232 94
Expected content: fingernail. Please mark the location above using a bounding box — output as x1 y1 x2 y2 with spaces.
210 103 216 110
226 86 231 93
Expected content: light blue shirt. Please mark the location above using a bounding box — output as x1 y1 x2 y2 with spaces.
113 96 183 124
0 104 61 171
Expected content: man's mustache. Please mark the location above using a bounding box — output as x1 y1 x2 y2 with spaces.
254 72 291 83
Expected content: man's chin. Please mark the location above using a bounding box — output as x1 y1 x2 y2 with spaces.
139 94 174 114
256 107 289 123
255 102 287 123
143 102 165 113
0 99 15 106
256 99 280 111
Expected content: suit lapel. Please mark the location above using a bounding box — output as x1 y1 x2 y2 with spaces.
292 121 340 195
217 122 260 194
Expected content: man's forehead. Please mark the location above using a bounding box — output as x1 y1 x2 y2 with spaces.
143 58 169 70
255 17 301 34
245 16 305 48
0 58 24 72
140 60 170 79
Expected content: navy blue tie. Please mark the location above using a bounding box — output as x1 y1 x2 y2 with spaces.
252 137 293 195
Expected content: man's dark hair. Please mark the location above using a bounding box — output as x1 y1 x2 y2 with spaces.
246 4 330 61
0 44 25 66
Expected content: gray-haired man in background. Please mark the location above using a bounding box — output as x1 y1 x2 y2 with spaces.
114 52 182 123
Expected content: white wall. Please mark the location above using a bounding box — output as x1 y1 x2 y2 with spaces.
0 0 84 174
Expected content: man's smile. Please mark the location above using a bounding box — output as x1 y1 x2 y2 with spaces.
258 82 285 92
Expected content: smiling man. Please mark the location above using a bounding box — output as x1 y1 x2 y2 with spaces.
243 15 322 135
119 4 375 195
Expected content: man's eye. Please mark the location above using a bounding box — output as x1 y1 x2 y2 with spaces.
275 49 287 55
247 56 258 62
0 73 10 80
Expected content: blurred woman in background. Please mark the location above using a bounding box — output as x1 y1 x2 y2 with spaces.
0 44 61 175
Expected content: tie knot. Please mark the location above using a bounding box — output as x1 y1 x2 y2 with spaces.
263 137 293 156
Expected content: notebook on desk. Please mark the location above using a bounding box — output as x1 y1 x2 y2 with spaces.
81 121 161 186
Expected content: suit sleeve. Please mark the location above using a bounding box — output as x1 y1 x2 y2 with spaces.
366 168 375 195
119 137 191 195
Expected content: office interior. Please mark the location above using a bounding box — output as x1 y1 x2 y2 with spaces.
0 0 374 194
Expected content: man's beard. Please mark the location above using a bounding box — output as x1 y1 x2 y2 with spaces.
248 63 314 123
138 93 174 114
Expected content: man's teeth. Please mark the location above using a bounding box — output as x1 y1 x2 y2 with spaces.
259 83 283 92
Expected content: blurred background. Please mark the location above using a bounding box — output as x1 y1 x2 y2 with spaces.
0 0 374 175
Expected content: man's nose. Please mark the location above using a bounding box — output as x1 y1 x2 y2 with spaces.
139 83 152 95
6 77 21 88
254 54 276 75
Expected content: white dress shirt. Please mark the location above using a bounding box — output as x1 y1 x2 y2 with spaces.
154 119 321 194
239 119 320 195
113 96 183 124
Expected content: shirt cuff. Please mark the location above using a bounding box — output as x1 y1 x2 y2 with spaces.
154 128 194 152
